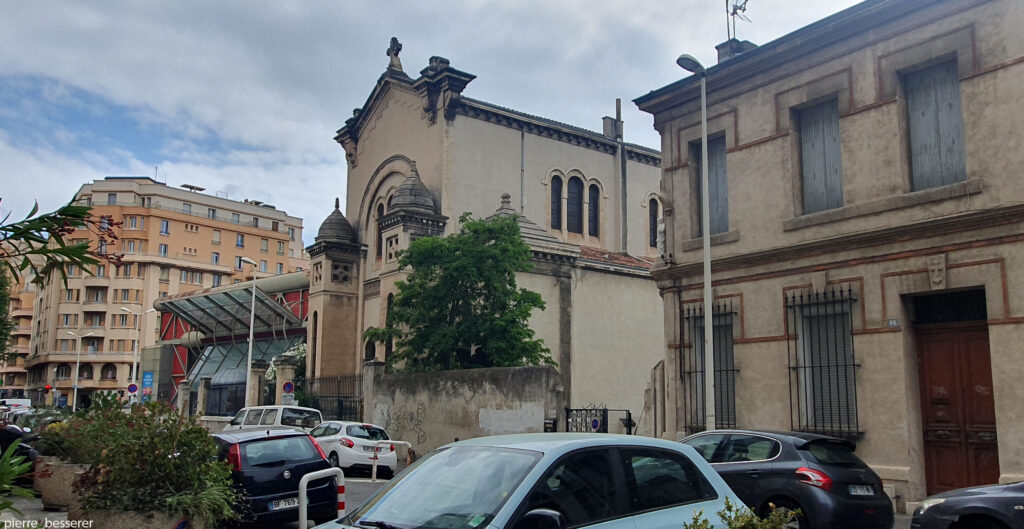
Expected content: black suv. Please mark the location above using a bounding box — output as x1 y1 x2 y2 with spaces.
212 429 338 527
682 429 894 529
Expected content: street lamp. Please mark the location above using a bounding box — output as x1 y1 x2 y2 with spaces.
240 256 259 407
65 330 94 412
677 53 716 431
121 307 156 403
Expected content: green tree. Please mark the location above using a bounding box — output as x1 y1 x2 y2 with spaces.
365 213 554 372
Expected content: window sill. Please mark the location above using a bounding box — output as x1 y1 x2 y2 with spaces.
784 179 983 231
680 230 740 252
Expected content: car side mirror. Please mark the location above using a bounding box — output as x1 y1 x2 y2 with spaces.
514 509 566 529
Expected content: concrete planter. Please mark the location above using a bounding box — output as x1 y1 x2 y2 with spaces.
80 511 206 529
35 459 90 511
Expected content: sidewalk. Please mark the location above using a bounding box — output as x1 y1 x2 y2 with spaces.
0 494 68 527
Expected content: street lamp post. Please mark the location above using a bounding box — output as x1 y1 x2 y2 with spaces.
121 307 155 403
676 53 716 431
66 330 94 412
240 257 259 407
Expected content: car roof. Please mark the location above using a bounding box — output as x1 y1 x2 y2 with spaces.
213 428 309 444
684 429 855 448
238 405 321 413
322 420 387 429
443 433 693 453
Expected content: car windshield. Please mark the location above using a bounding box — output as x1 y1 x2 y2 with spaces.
346 446 542 529
347 424 389 441
803 440 867 468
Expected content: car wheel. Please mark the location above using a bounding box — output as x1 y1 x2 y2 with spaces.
379 467 394 479
328 452 339 467
771 499 808 529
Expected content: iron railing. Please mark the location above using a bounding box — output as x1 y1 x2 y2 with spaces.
785 287 861 439
681 300 738 434
307 375 363 421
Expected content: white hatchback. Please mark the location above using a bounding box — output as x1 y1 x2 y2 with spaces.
309 420 398 477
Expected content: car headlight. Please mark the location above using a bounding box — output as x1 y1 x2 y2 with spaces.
916 497 946 516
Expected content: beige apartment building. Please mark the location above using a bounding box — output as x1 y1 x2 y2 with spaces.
26 176 306 408
637 0 1024 508
2 270 37 398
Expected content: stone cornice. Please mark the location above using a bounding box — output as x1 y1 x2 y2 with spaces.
658 203 1024 280
379 211 448 236
306 239 365 259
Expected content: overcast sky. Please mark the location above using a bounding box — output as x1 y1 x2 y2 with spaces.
0 1 861 245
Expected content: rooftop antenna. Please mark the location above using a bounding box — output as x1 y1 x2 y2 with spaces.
727 0 751 40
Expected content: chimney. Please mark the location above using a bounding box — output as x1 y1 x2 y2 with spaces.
602 98 624 140
716 38 757 63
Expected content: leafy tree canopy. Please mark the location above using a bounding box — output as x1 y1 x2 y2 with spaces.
366 213 554 372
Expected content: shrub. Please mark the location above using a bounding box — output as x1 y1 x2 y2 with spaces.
683 498 797 529
43 393 237 524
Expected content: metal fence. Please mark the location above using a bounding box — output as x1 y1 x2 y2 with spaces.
785 287 860 439
307 375 363 421
681 300 738 434
565 406 634 434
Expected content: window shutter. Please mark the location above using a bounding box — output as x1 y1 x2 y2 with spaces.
697 136 729 235
567 177 583 234
799 99 843 213
550 176 562 230
906 61 966 190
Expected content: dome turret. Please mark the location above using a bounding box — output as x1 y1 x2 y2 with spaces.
316 198 355 242
389 162 436 214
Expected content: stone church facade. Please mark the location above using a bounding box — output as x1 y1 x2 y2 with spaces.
306 39 666 421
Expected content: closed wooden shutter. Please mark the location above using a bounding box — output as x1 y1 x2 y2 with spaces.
799 99 843 214
567 177 584 234
697 136 728 235
906 61 967 190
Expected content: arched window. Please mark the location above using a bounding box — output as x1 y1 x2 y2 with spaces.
385 294 395 359
100 363 117 380
375 203 385 259
55 363 71 380
364 339 376 361
550 176 562 230
79 364 94 380
588 185 600 237
567 177 584 234
649 198 660 248
310 311 318 379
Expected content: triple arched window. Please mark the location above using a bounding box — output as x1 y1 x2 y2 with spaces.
551 174 601 238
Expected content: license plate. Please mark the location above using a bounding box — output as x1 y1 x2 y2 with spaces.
849 485 874 496
363 445 375 452
269 497 299 510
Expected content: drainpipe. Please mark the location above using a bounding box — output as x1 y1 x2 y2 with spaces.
617 99 628 252
520 129 526 214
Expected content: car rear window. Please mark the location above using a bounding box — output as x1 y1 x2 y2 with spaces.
311 423 341 437
346 425 389 440
280 408 321 428
243 436 321 467
803 440 867 468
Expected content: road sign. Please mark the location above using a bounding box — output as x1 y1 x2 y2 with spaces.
283 381 295 394
591 418 601 431
128 384 138 394
281 393 295 405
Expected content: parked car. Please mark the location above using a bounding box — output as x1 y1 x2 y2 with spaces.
310 420 397 478
316 433 744 529
222 405 323 433
681 429 894 529
911 480 1024 529
212 429 339 527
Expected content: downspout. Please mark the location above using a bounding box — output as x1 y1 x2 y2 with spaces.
520 129 526 214
617 99 628 252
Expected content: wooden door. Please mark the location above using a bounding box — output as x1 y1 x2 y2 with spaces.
917 325 1000 495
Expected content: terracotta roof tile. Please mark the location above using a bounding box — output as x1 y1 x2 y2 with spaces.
578 246 653 270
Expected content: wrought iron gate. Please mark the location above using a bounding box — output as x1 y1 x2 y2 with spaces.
307 375 363 421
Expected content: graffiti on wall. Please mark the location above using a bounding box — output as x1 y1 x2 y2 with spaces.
377 402 427 444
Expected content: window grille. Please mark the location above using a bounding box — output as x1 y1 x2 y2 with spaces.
681 300 737 433
786 287 860 439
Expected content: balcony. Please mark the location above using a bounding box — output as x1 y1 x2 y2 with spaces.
82 304 108 312
83 275 110 287
11 327 31 337
10 308 32 318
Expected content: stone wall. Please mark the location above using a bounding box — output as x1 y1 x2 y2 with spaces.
362 362 566 454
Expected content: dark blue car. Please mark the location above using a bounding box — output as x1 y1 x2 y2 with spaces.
912 481 1024 529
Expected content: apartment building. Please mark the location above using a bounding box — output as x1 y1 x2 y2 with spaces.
637 0 1024 507
2 270 37 398
26 176 306 408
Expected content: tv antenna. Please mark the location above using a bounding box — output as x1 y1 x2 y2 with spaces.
726 0 751 40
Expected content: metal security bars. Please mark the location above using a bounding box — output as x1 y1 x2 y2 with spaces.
786 287 860 439
681 301 737 434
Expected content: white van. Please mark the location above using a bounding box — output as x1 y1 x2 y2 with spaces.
222 405 323 433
